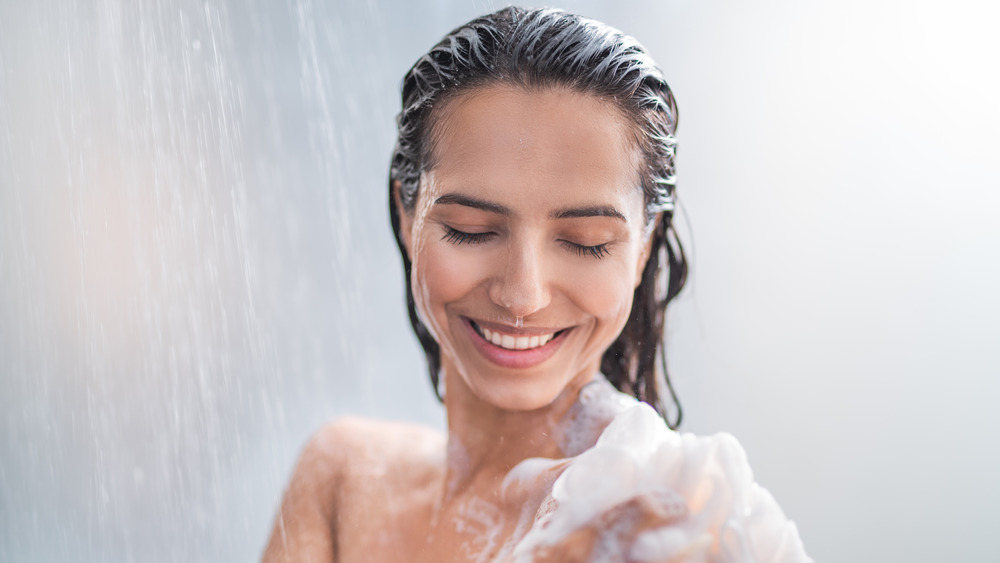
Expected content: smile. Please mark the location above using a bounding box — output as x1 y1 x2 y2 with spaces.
463 318 570 369
477 325 556 350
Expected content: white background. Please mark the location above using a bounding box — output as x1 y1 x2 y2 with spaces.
1 1 997 561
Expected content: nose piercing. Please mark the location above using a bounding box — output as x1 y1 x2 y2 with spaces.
515 316 524 329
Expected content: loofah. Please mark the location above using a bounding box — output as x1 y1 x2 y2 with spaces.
512 394 812 563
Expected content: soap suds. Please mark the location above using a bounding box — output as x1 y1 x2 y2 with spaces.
511 386 813 562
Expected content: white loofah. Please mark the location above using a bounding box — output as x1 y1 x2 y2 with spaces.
512 393 813 563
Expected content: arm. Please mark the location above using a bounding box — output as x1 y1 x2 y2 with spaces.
262 420 350 563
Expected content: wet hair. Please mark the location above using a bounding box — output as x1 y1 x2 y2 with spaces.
389 7 687 428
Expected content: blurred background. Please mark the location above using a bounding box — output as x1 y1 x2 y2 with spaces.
1 0 997 561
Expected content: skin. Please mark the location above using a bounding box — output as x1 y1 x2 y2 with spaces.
263 86 673 562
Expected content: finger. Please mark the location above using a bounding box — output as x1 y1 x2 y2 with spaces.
600 489 688 531
532 526 600 563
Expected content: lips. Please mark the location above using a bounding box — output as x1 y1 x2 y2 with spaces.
464 318 569 369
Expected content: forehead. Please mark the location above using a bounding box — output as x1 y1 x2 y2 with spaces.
426 85 643 211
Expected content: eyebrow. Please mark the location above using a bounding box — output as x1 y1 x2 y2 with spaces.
434 193 626 222
552 206 626 222
434 194 511 216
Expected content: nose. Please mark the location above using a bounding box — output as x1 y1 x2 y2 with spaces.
488 239 551 319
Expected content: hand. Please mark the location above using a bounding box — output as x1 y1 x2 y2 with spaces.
528 489 689 563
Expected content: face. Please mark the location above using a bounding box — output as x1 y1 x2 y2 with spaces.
398 85 652 412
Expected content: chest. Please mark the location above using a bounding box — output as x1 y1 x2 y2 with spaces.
335 478 542 563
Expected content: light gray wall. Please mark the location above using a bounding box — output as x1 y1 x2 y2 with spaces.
1 1 997 561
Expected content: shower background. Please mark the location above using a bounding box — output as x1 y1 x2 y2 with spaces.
2 0 997 561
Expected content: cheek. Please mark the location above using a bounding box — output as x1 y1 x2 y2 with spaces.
560 254 640 328
411 236 490 329
589 273 636 327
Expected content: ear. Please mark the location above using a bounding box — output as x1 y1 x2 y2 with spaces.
634 214 660 288
393 180 414 259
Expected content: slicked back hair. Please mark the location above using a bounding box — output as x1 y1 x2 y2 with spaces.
389 6 687 428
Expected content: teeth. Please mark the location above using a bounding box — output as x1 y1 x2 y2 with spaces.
480 326 557 350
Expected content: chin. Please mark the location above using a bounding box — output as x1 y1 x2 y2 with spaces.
463 369 575 413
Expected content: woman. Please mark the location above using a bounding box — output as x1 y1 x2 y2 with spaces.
264 7 811 562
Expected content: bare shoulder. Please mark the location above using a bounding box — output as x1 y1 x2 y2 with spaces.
324 415 446 467
262 417 445 562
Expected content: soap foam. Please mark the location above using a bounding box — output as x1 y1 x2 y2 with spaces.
510 385 813 562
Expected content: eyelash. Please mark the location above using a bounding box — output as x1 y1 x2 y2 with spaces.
442 226 610 259
442 226 495 245
564 242 610 259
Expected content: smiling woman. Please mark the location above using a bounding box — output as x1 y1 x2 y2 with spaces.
400 86 651 412
263 7 810 563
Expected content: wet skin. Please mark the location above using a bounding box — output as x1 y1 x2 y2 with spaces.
263 86 666 562
400 85 652 415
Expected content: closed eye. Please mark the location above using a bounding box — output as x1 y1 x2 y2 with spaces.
442 226 495 245
562 241 610 259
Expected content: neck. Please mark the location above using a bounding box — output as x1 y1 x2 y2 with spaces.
439 365 603 501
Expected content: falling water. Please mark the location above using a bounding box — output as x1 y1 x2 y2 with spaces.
0 1 454 560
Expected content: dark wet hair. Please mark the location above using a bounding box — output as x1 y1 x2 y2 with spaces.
389 7 687 428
